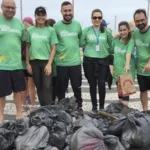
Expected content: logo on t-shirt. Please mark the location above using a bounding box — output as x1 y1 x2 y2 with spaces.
87 34 106 41
60 30 77 37
135 39 149 47
0 24 20 34
31 33 48 39
114 46 126 54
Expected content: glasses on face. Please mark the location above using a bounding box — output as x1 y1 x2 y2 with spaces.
92 16 102 20
2 4 16 10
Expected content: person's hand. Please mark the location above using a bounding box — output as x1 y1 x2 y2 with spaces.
142 63 150 73
44 64 52 76
124 64 130 72
109 65 114 76
113 34 120 38
27 63 32 74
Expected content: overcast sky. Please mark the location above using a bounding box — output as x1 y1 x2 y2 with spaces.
0 0 149 33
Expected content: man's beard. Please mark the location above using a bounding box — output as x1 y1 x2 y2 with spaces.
136 22 147 30
63 15 73 22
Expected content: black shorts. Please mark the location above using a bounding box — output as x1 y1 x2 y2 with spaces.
137 74 150 92
0 70 26 97
24 70 32 77
116 82 129 101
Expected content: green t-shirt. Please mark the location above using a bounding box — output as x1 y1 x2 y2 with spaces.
80 26 113 58
0 15 24 70
133 28 150 76
26 26 58 60
54 20 82 66
112 38 135 81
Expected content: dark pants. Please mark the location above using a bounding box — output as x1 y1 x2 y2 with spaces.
52 76 58 104
83 61 108 109
57 65 82 108
30 60 52 106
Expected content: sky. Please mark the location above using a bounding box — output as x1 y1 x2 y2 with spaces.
0 0 149 33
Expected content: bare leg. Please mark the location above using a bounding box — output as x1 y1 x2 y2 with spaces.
14 92 24 119
28 77 36 105
140 91 148 111
0 97 5 123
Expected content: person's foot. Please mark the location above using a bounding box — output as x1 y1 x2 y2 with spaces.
29 105 37 112
99 105 104 111
22 105 29 112
92 106 97 112
77 106 83 112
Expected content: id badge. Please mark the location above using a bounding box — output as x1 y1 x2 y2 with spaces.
96 44 100 52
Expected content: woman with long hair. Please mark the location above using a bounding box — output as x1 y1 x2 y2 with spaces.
110 21 135 105
80 9 113 111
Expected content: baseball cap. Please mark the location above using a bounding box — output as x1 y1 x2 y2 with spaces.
23 17 34 25
35 6 47 15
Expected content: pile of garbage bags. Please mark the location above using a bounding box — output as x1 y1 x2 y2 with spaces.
1 97 150 150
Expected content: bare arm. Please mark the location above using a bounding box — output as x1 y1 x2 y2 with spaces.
124 53 131 72
26 43 32 74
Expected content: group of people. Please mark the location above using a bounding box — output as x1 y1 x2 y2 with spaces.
0 0 150 123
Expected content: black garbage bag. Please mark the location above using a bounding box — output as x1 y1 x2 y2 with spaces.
15 126 49 150
49 121 67 150
71 123 108 150
107 117 126 137
30 106 58 126
0 120 16 130
15 117 30 135
121 111 150 150
56 110 72 125
30 105 72 127
57 97 78 114
105 102 137 118
104 135 125 150
0 128 16 150
44 145 59 150
1 117 30 136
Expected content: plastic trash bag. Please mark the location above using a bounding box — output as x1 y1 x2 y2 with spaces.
44 145 59 150
71 124 108 150
0 128 16 150
15 126 49 150
30 105 72 127
15 117 30 135
104 135 125 150
57 97 78 114
1 117 30 136
121 111 150 149
107 117 126 137
105 102 137 118
49 122 67 150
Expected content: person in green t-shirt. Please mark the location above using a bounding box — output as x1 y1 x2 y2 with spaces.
0 0 25 122
80 9 113 111
26 7 58 106
21 17 36 112
53 1 83 110
110 21 135 106
133 9 150 111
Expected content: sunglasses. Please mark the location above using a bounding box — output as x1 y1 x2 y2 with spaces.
92 16 102 20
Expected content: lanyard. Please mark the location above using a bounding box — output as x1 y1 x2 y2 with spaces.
92 26 100 45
